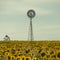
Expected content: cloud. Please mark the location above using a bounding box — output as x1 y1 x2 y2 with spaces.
33 24 60 40
23 0 60 3
40 25 60 29
0 0 60 40
0 0 52 16
0 0 59 14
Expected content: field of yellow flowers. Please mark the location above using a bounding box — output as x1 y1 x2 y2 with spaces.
0 41 60 60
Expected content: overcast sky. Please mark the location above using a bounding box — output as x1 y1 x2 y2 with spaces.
0 0 60 40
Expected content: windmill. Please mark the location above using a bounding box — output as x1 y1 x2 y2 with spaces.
27 9 36 41
4 35 10 41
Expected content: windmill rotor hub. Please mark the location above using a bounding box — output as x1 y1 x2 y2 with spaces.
27 9 36 19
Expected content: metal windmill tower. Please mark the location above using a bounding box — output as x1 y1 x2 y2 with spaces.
27 9 36 41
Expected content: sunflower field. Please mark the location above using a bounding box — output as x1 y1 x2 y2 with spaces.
0 41 60 60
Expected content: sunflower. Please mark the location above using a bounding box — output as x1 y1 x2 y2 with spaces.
55 50 60 60
6 53 13 60
11 56 15 60
16 56 22 60
5 52 8 56
6 55 11 60
41 52 46 58
26 57 31 60
32 58 39 60
21 56 26 60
